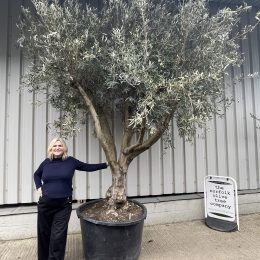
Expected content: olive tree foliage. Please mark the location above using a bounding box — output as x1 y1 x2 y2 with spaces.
18 0 259 208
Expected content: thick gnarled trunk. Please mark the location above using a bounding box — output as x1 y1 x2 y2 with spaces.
105 155 130 208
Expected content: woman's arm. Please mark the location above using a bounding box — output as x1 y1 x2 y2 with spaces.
73 157 108 172
33 160 47 189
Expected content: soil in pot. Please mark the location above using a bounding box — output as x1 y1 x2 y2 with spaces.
82 199 144 222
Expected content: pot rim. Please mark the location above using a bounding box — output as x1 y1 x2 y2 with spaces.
76 199 147 226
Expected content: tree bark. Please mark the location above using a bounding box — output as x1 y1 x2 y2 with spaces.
74 81 117 163
105 157 129 207
105 108 176 208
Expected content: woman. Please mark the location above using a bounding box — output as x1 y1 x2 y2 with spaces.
34 137 108 260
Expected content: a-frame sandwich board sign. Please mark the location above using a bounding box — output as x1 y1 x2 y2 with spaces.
204 175 239 232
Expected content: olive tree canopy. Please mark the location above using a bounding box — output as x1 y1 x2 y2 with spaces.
18 0 259 209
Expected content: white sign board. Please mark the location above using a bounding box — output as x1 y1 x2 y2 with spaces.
205 179 235 221
204 175 239 231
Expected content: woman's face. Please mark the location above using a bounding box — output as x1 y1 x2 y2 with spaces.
52 140 64 158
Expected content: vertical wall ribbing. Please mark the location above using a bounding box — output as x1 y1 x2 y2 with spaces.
0 0 9 204
0 1 260 204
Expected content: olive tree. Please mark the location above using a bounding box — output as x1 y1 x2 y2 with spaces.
18 0 259 210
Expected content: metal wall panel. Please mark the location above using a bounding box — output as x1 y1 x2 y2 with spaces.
0 0 9 205
0 1 260 204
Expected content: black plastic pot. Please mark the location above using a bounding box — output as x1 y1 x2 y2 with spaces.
76 199 147 260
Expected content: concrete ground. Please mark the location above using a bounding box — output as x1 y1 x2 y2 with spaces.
0 213 260 260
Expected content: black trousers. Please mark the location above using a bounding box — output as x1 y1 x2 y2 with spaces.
37 196 72 260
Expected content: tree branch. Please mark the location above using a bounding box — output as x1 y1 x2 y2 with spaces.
137 118 146 143
125 107 176 158
120 101 136 154
74 81 117 162
123 117 146 155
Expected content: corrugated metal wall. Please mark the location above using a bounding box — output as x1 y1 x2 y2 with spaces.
0 0 260 205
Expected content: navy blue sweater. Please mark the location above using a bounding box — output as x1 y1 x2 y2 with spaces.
34 156 107 198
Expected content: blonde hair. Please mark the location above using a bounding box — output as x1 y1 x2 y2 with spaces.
47 137 68 160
